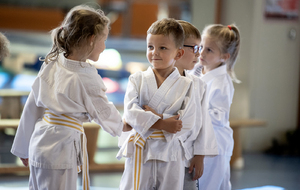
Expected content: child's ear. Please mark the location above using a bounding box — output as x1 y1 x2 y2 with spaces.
89 35 96 46
222 53 230 62
175 48 184 60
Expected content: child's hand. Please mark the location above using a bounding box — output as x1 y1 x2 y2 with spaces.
143 105 163 118
123 119 133 132
189 155 204 180
162 114 182 133
20 157 28 167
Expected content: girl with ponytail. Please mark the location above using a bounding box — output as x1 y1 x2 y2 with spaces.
11 5 124 190
190 24 241 190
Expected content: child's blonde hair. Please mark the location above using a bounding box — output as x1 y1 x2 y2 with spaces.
177 20 201 40
44 5 110 64
147 18 184 48
202 24 241 83
0 32 10 61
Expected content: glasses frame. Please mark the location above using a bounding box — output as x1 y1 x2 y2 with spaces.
183 45 201 54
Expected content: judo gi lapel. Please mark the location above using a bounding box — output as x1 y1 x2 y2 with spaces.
201 64 227 83
145 67 181 109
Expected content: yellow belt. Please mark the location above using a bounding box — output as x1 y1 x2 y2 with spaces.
129 131 165 190
43 109 90 190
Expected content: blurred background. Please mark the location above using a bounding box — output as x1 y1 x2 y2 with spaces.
0 0 299 189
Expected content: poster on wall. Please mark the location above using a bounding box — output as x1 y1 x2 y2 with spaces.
265 0 299 20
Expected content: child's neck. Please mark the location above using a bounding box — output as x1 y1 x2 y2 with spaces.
203 63 223 74
152 67 175 88
176 66 185 76
66 50 87 62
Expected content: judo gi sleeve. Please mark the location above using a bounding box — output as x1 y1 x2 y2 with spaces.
84 73 123 137
11 91 45 159
193 85 218 156
208 84 232 128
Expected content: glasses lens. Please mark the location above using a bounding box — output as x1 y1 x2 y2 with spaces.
194 45 199 53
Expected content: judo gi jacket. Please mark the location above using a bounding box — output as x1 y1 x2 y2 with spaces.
11 54 123 169
200 64 234 156
117 67 197 163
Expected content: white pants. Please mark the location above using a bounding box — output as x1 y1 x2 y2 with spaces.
29 163 78 190
120 158 185 190
197 155 231 190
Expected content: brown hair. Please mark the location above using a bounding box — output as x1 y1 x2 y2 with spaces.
147 18 184 48
202 24 241 83
0 32 9 60
177 20 201 40
43 5 110 64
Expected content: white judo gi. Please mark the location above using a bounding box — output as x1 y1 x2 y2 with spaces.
194 64 235 190
11 54 123 190
182 71 219 190
117 67 197 190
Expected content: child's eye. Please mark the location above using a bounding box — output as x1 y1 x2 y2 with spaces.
160 47 167 50
148 45 154 50
207 48 213 52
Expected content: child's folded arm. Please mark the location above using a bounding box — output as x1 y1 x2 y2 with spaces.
123 75 161 138
163 82 197 141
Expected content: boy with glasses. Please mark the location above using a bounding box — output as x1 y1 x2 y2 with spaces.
176 20 219 190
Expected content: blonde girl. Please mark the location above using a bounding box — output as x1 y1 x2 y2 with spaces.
11 5 123 190
194 24 241 190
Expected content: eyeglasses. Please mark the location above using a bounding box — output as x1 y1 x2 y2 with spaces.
183 45 201 54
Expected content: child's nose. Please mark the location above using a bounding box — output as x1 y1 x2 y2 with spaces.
199 49 204 56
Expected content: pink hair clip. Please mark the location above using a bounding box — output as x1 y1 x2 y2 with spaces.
227 25 232 30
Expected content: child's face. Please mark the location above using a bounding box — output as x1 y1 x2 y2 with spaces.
88 26 109 62
146 34 180 70
176 37 201 71
199 36 224 71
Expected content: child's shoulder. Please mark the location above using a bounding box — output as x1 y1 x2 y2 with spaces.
210 73 234 93
129 70 143 79
185 70 206 86
213 73 233 85
129 67 151 79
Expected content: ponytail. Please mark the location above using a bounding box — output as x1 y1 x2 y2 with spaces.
226 24 241 83
41 5 110 64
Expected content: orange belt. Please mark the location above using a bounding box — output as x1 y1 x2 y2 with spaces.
43 109 90 190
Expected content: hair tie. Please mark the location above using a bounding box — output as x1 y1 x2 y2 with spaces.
227 25 232 30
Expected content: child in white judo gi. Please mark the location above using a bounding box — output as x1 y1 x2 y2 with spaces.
117 18 197 190
11 5 124 190
172 20 219 190
191 24 241 190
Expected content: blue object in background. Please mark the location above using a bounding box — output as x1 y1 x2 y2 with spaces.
239 185 285 190
23 57 43 72
0 72 10 89
97 69 130 80
10 74 36 91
